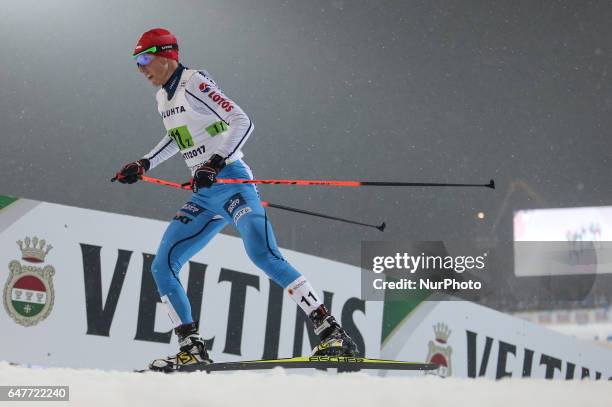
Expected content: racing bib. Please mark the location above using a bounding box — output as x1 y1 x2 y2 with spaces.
168 125 194 150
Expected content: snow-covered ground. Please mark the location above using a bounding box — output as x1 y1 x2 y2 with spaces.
0 362 609 407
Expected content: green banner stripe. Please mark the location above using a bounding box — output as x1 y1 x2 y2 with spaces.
11 300 45 317
0 195 18 210
381 282 432 345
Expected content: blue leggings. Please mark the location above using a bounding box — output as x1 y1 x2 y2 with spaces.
150 160 302 326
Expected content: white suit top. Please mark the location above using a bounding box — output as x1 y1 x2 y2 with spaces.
144 66 254 174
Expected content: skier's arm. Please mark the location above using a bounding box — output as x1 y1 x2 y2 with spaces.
185 72 254 162
143 134 179 170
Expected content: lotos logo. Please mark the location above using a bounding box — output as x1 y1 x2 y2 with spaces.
207 91 234 112
198 82 211 93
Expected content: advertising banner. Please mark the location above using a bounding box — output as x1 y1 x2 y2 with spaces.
514 206 612 276
380 296 612 379
0 197 381 371
2 195 611 379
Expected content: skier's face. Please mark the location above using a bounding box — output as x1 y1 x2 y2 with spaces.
137 54 173 87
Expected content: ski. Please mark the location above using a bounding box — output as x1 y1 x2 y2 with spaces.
167 356 438 373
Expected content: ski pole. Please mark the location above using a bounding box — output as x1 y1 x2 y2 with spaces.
111 175 192 189
215 178 496 189
113 175 386 231
141 175 192 190
261 202 386 231
113 175 495 189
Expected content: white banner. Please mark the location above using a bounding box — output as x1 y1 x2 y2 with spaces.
0 198 381 371
381 296 612 379
2 197 612 379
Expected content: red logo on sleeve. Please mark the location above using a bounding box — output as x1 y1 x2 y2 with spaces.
207 90 234 112
198 82 211 93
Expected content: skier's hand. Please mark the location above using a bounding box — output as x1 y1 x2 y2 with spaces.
190 154 226 192
113 159 150 184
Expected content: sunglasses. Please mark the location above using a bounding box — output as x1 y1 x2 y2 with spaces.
133 44 178 67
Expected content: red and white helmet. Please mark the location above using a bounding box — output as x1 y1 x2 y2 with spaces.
133 28 179 61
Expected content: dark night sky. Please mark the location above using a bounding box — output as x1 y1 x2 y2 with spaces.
1 0 611 267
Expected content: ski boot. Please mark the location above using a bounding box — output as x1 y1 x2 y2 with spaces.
309 304 358 357
149 321 213 372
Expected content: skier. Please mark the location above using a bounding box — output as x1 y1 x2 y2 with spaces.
114 28 358 372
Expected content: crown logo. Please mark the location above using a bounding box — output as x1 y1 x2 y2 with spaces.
16 236 53 263
433 322 451 344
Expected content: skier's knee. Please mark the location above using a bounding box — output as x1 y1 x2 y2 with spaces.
150 257 166 286
245 247 266 269
245 245 280 270
151 255 181 290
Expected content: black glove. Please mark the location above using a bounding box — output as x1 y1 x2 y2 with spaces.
191 154 226 192
113 159 150 184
